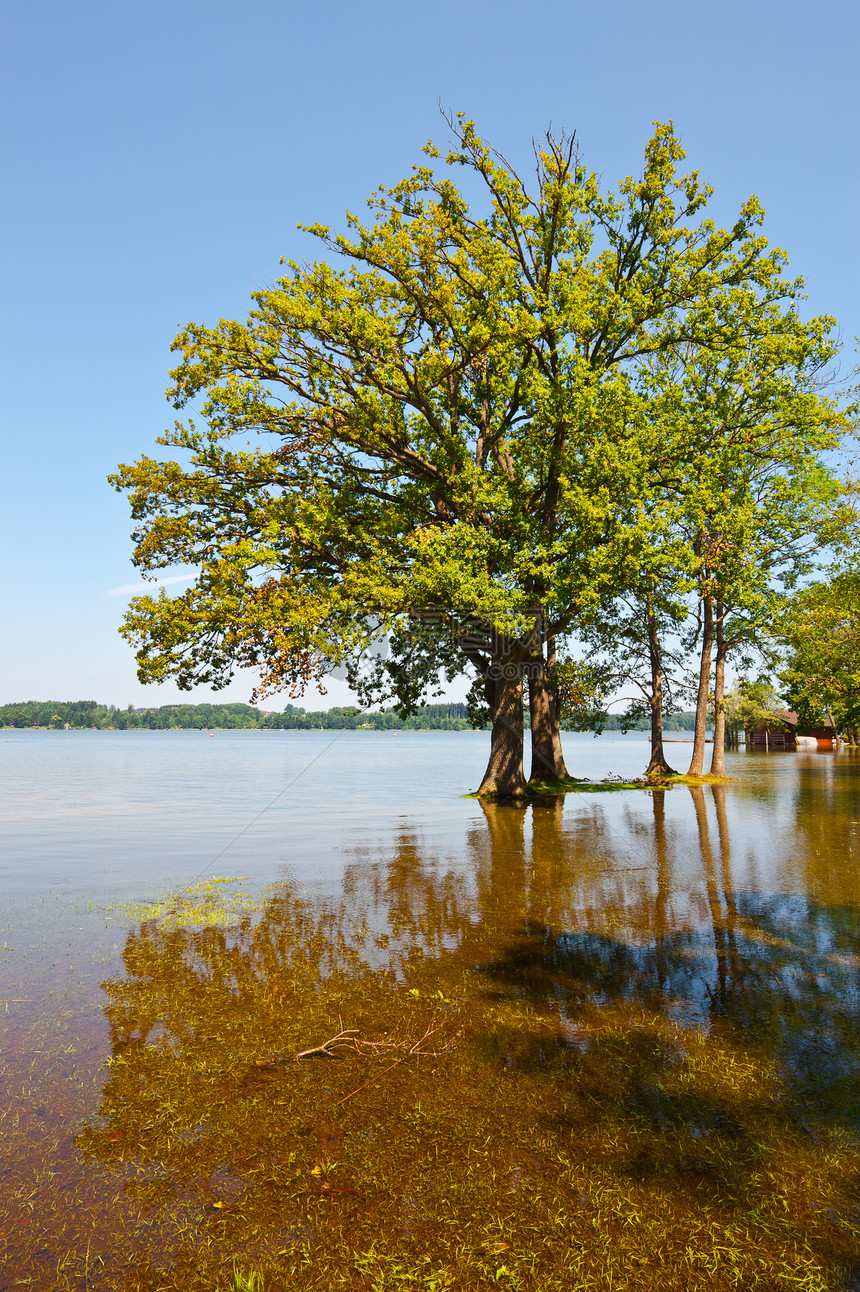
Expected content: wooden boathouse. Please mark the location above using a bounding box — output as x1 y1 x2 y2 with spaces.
748 711 836 750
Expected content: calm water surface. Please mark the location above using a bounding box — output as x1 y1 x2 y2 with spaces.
2 730 860 1288
4 727 854 893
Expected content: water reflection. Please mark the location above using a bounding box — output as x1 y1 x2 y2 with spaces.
73 776 860 1165
7 768 860 1288
336 787 860 1127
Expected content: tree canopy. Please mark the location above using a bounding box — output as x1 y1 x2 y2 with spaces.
112 115 848 795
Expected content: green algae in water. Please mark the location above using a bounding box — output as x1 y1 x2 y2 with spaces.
112 877 265 931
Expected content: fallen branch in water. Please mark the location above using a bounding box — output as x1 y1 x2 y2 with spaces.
293 1025 361 1061
293 1011 461 1072
334 1015 464 1106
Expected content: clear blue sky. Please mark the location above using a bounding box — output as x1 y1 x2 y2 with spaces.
2 0 857 709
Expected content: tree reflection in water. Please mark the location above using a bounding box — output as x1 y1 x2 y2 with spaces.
13 784 860 1289
472 789 860 1128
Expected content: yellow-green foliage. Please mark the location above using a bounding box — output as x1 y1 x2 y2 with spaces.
109 116 839 734
114 877 263 931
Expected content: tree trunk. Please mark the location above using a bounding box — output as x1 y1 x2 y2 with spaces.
478 663 529 799
546 634 569 779
687 595 714 777
527 639 568 783
644 599 677 780
709 605 727 777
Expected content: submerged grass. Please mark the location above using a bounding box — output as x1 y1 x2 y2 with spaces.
112 877 265 931
468 778 650 799
527 774 732 797
663 773 731 786
527 776 649 795
3 864 860 1290
227 1269 264 1291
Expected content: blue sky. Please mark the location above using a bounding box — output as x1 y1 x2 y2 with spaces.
2 0 858 709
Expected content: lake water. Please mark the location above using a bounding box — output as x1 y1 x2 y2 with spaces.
2 731 860 1289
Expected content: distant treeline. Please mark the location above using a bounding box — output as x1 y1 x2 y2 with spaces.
0 700 471 731
1 699 698 732
601 712 696 731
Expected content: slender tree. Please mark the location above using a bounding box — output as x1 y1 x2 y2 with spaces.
688 591 715 777
637 284 852 778
578 577 691 779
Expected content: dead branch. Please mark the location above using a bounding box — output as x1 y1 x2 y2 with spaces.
293 1027 360 1060
335 1019 464 1108
293 1012 462 1068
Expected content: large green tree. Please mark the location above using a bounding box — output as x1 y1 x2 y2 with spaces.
112 116 803 797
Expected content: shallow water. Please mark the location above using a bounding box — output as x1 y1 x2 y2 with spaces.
2 731 860 1289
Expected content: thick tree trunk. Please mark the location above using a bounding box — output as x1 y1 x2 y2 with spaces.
687 596 714 777
709 606 727 777
527 643 568 783
644 601 677 780
477 664 529 799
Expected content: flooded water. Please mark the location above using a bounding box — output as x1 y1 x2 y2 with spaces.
2 731 860 1290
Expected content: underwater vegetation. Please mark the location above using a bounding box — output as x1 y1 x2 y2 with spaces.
2 795 860 1289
